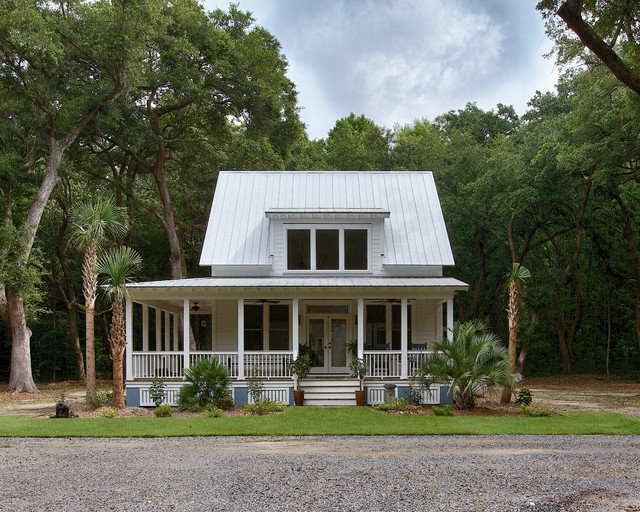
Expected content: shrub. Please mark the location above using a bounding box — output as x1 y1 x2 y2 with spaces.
154 405 172 417
243 399 287 415
432 405 454 416
99 407 119 418
178 358 233 410
149 378 166 407
515 387 533 406
247 378 265 403
372 398 409 411
521 405 555 417
91 391 113 409
415 320 515 410
202 405 223 418
407 382 423 406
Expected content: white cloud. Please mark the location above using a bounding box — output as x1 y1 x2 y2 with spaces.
202 0 559 138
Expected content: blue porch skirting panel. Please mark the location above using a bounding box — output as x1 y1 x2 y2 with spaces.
126 387 141 407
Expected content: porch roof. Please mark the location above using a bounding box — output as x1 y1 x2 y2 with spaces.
127 276 468 308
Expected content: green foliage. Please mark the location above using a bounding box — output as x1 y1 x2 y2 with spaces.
247 378 264 403
178 358 233 410
325 113 389 170
289 355 312 380
149 378 166 408
432 405 454 417
515 387 533 407
202 405 223 418
348 358 367 389
372 398 410 411
416 321 515 410
521 405 555 417
99 407 119 419
243 399 287 416
407 383 424 406
96 247 143 303
154 405 172 417
90 392 113 409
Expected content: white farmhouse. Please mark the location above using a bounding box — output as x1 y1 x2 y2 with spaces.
125 171 468 406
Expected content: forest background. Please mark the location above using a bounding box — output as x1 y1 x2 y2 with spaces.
1 0 640 389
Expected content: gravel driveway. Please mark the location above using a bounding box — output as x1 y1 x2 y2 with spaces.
1 435 639 512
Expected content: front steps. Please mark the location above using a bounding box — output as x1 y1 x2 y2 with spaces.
299 377 360 406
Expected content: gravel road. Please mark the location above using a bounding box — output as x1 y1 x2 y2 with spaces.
1 435 638 512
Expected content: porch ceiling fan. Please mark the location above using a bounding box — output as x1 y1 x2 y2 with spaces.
191 302 201 312
373 299 401 304
248 299 280 304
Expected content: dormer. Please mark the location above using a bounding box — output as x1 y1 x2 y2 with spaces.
265 209 389 274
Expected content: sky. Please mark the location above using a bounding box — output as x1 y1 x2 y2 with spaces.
202 0 559 140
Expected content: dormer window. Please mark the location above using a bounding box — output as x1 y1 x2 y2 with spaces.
286 225 369 271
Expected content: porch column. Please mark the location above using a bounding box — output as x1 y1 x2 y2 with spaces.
400 298 408 379
357 298 364 359
292 298 299 359
155 308 162 351
436 301 443 341
125 297 133 381
446 298 454 341
173 313 179 351
142 304 149 352
183 300 190 375
237 299 245 380
164 310 170 351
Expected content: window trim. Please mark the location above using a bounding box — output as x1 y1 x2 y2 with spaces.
244 302 291 351
285 224 371 272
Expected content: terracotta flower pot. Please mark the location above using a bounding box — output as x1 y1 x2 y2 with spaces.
293 389 305 406
355 390 366 406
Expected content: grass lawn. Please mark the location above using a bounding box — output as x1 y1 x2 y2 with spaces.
0 408 639 437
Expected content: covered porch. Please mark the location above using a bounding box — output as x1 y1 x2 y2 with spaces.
124 277 467 405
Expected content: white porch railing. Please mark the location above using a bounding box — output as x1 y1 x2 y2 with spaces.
364 350 402 377
190 351 239 378
244 351 293 378
408 350 433 377
131 352 184 379
130 351 293 379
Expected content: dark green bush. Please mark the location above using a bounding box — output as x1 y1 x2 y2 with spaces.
515 387 533 406
154 405 172 417
178 358 233 410
432 405 454 416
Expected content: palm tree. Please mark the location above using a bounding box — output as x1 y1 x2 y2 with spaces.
70 197 128 399
96 246 142 408
416 320 514 410
501 263 531 404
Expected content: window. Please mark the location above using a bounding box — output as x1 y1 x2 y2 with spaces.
287 230 310 270
365 305 387 349
366 303 412 350
269 305 289 350
286 225 369 271
391 304 412 350
244 305 263 351
316 229 339 270
244 304 290 350
345 229 367 270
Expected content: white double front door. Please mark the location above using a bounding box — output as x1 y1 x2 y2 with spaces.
307 315 349 374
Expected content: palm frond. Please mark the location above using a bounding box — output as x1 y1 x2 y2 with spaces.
96 246 142 301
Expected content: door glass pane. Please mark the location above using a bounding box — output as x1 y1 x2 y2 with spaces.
287 229 310 270
308 319 324 368
316 229 339 270
331 319 347 368
345 229 367 270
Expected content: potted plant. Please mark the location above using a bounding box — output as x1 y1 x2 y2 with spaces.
289 355 312 406
346 339 358 359
349 358 367 406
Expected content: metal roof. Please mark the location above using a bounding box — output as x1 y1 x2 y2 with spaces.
199 171 455 267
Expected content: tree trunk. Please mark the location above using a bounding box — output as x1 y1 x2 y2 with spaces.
83 240 98 399
501 280 519 403
110 299 126 408
6 286 39 393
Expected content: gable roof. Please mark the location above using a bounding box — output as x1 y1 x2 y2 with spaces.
200 170 455 267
